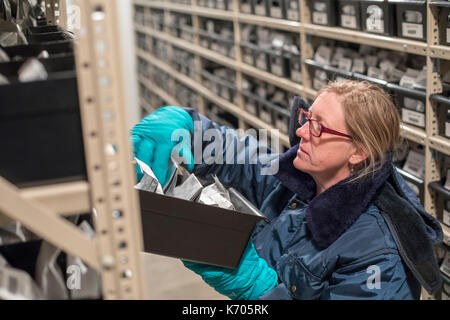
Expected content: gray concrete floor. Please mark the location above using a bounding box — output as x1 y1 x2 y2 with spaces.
141 252 228 300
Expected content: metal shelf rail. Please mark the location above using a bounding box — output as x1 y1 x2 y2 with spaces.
134 0 450 299
0 0 147 299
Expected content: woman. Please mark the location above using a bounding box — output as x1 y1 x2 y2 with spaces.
132 80 443 300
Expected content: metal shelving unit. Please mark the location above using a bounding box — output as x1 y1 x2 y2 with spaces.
0 0 147 299
134 0 450 299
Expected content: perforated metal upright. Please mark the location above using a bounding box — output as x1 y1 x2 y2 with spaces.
0 0 147 300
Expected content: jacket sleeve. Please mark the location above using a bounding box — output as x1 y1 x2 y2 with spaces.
320 252 421 300
183 107 282 210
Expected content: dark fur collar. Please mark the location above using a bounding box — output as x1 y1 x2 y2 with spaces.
274 144 392 249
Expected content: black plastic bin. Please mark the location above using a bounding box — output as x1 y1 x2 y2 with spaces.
396 166 425 204
429 1 450 45
268 48 290 78
240 0 254 14
139 190 267 268
273 104 290 134
361 0 396 35
27 31 74 44
338 0 362 30
388 83 426 128
216 0 232 10
310 0 337 26
241 42 257 66
1 40 74 60
253 0 269 16
0 71 86 187
290 51 302 83
429 178 450 228
242 90 260 116
392 0 427 41
254 47 272 72
286 0 300 21
269 0 287 19
431 94 450 139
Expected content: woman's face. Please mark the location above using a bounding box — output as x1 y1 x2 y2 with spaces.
293 92 356 179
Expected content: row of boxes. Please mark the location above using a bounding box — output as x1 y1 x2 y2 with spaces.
199 19 236 59
0 27 86 187
240 0 301 21
242 76 293 135
310 0 431 42
307 41 432 130
240 24 302 82
202 60 238 105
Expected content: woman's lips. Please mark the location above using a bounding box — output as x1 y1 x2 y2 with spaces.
298 146 309 157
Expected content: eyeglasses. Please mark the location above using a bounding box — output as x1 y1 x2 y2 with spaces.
298 109 353 139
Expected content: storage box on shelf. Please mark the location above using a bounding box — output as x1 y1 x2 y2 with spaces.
0 41 85 187
360 0 396 36
286 0 301 21
309 0 338 26
431 93 450 140
199 18 235 59
269 0 287 19
253 0 270 16
150 8 165 31
393 141 426 204
393 0 427 42
171 47 196 77
240 0 254 14
202 59 238 104
168 12 194 41
337 0 362 30
174 80 200 108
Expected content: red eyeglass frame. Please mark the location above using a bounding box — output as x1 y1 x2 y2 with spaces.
298 109 353 139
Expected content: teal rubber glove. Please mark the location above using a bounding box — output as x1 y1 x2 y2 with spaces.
183 241 278 300
131 106 194 186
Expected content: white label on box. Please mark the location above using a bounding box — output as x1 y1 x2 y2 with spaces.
271 7 282 19
315 45 332 65
241 4 251 13
291 70 302 82
367 18 384 33
443 209 450 227
402 23 423 39
261 110 271 123
341 14 357 29
402 108 425 128
352 58 365 73
272 63 283 76
403 149 426 179
404 97 424 113
255 5 266 15
243 54 253 65
287 9 299 21
446 121 450 138
256 56 268 70
399 75 416 89
441 252 450 278
313 12 328 25
338 57 352 72
246 103 256 115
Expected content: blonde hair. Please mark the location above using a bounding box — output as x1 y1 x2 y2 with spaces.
316 80 401 182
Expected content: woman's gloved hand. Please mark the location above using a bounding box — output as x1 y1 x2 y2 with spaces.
131 106 195 186
183 241 278 300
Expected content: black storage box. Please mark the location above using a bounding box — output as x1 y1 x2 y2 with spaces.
388 83 426 128
253 0 269 16
138 181 268 269
290 51 303 83
240 0 254 14
338 0 362 30
0 71 86 187
360 0 396 36
273 104 290 134
431 94 450 139
254 47 271 72
269 0 287 19
241 42 257 66
2 40 74 59
392 0 427 41
429 178 450 228
216 0 232 10
242 90 260 116
396 167 424 204
286 0 300 21
310 0 337 26
268 47 290 78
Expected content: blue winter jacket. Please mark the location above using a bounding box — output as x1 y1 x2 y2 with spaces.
184 107 443 300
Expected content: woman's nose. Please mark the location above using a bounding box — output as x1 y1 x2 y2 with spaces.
296 122 310 140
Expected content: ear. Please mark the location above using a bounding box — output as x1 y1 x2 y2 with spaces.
348 147 369 166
